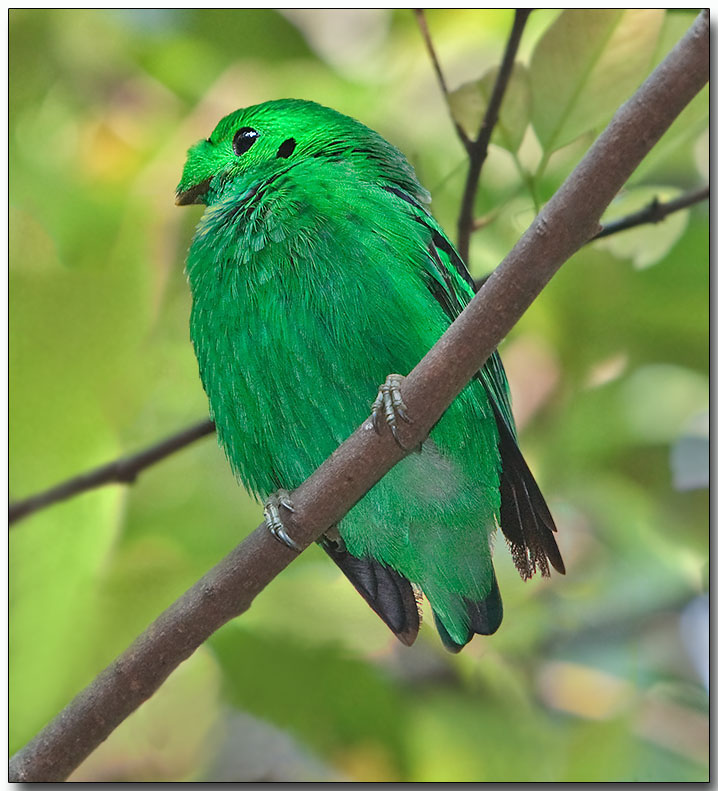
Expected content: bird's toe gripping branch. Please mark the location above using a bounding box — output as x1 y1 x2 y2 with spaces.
263 490 301 552
371 373 414 450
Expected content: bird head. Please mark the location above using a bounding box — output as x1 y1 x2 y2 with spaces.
175 98 428 208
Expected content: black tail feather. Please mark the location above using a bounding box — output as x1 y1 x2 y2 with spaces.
320 536 420 646
492 404 565 580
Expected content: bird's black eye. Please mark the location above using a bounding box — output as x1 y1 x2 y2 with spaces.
232 127 259 156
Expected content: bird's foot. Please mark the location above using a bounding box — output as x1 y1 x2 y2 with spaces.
264 490 300 552
371 373 414 450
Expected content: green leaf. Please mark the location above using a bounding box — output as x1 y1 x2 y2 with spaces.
530 10 664 154
448 62 530 153
627 11 708 186
649 10 698 70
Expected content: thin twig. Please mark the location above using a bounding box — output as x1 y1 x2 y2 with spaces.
457 9 531 263
472 183 710 287
8 11 709 781
8 420 216 526
414 9 471 152
591 185 709 240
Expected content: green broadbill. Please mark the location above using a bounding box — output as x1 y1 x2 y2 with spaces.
176 98 564 652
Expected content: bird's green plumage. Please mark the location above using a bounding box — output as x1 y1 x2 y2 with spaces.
178 99 563 650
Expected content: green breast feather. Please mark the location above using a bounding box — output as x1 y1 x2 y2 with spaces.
177 98 564 652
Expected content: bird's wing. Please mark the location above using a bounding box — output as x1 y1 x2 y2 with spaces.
383 186 565 579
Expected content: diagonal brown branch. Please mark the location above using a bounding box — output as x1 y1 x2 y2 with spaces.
591 185 709 240
8 419 216 526
457 9 531 263
8 10 709 781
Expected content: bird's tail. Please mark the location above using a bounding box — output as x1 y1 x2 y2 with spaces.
433 568 503 653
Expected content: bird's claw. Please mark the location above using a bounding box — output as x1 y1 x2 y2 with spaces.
371 373 414 450
264 490 301 552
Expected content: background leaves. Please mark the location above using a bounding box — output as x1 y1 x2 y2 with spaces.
9 9 708 782
530 10 664 155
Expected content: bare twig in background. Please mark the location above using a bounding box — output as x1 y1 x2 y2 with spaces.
8 11 709 781
414 9 471 152
592 185 709 240
8 419 216 526
456 9 531 263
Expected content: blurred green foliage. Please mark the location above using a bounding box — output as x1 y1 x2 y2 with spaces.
9 9 708 782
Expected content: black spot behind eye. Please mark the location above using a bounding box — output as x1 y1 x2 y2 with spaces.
233 127 259 156
276 137 297 159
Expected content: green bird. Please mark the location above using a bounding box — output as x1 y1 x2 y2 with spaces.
176 99 564 652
